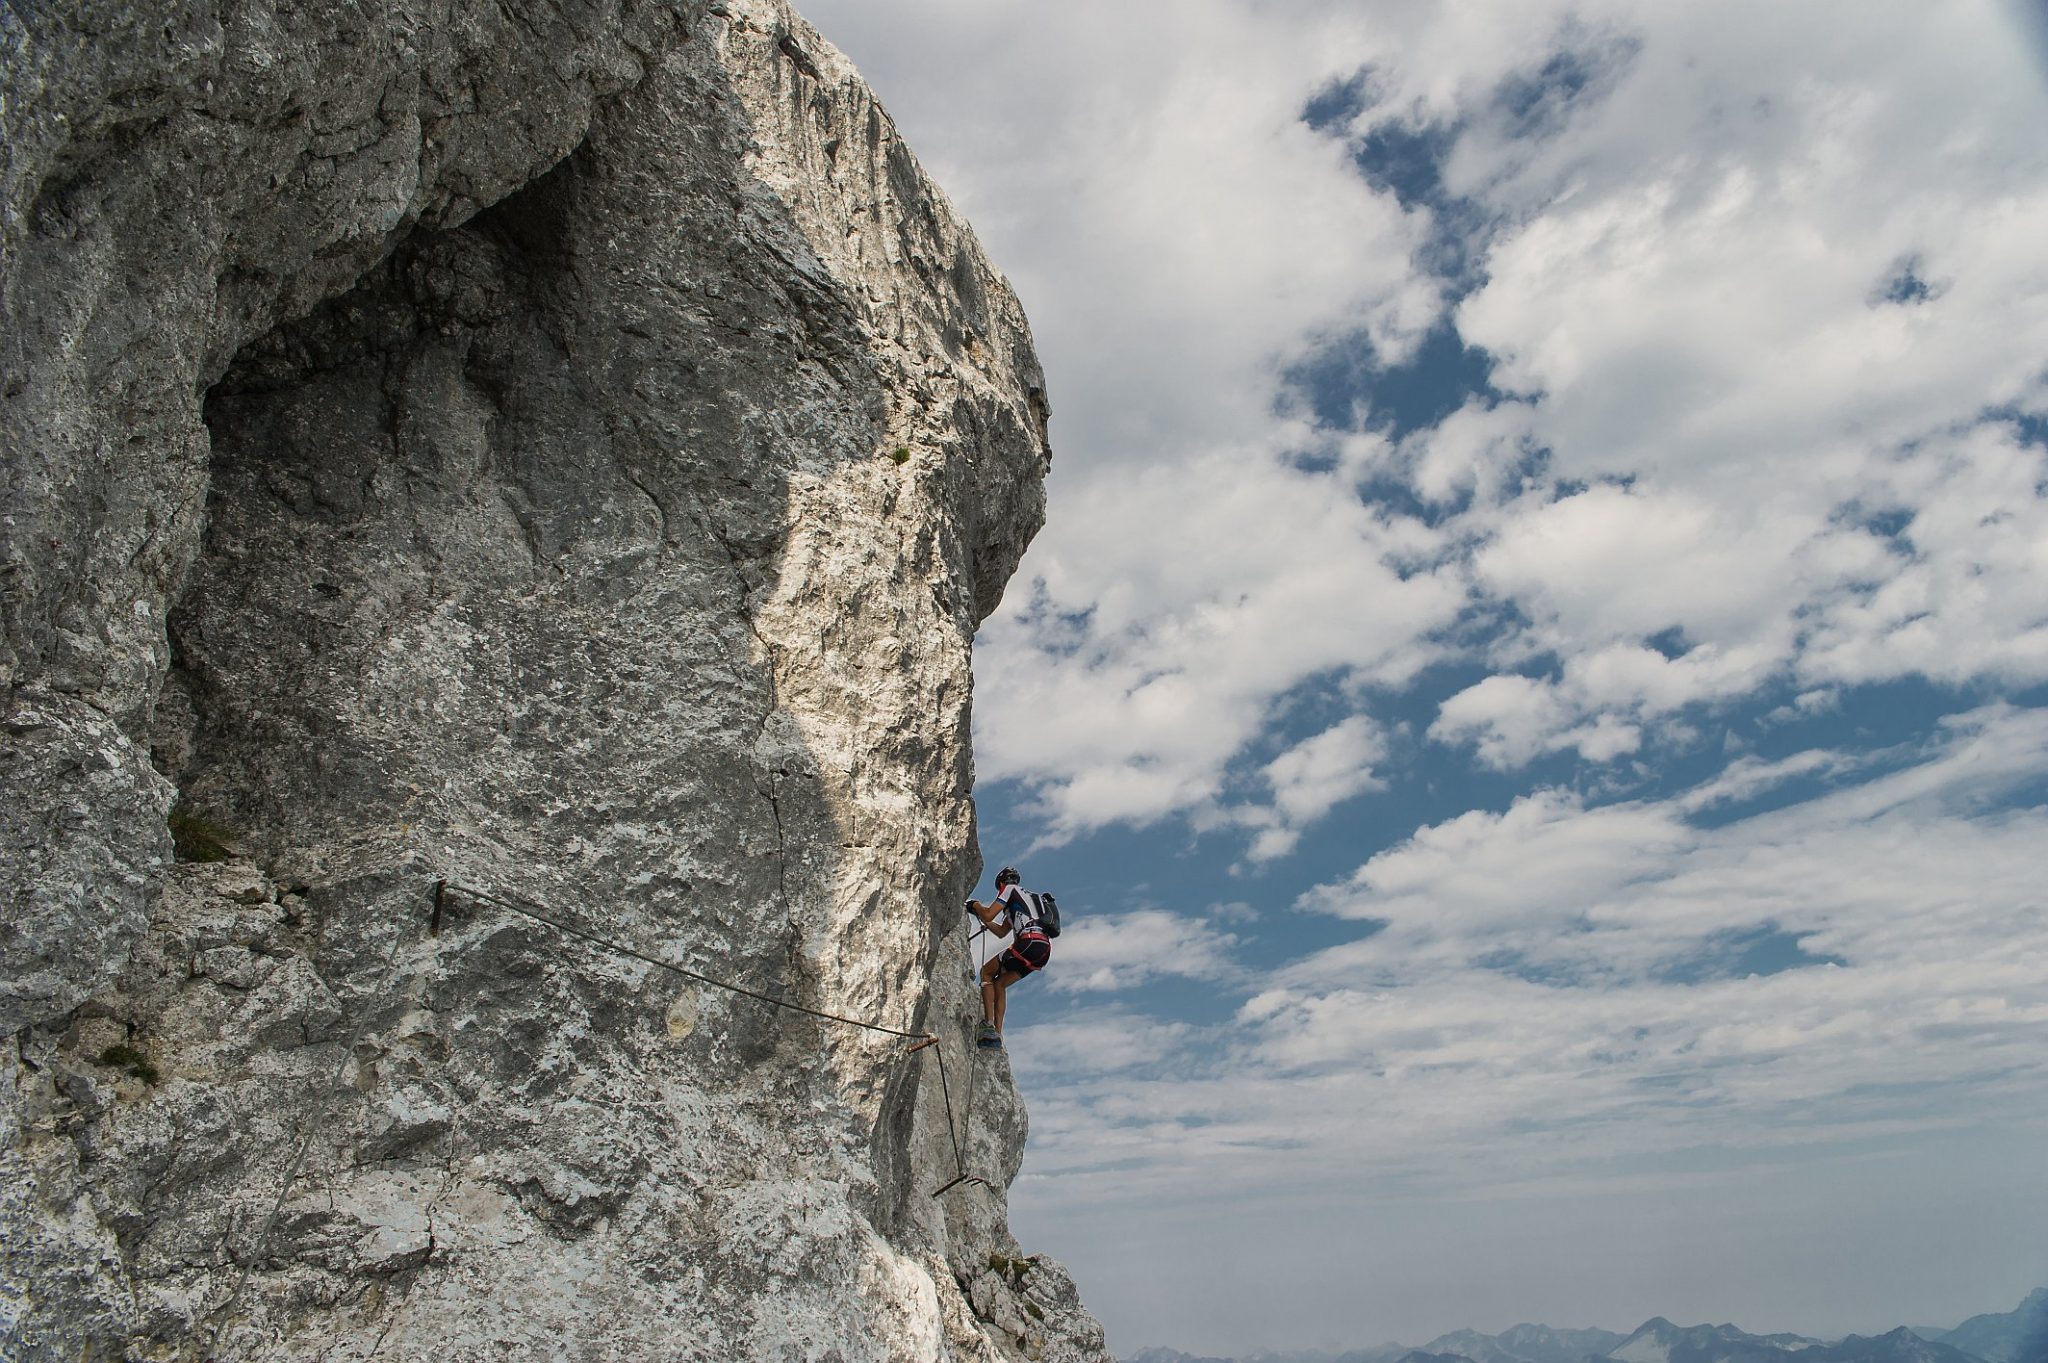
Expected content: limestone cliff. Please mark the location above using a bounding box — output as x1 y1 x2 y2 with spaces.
0 2 1101 1358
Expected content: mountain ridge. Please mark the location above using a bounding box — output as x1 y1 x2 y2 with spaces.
1930 1290 2048 1363
1124 1289 2048 1363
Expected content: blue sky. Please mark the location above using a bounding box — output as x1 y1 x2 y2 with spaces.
794 1 2048 1355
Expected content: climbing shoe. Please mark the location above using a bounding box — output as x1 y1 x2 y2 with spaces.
976 1022 1002 1050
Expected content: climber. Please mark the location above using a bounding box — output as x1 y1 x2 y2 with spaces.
964 866 1056 1050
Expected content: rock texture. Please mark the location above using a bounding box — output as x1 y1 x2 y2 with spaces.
0 2 1098 1359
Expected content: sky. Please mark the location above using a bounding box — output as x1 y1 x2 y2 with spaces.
793 1 2048 1355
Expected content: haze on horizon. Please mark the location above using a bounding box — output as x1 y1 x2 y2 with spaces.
798 0 2048 1354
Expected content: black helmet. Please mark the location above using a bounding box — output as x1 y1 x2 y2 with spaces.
995 866 1020 888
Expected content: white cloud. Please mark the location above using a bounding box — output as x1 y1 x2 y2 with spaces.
1797 423 2048 687
1428 674 1570 767
1674 747 1855 813
1421 1 2048 751
813 0 2048 827
1223 715 1392 865
974 447 1464 842
1430 424 2048 767
1295 786 1688 943
1308 703 2048 981
1404 401 1541 506
1429 667 1660 768
1007 1008 1195 1079
1427 482 1895 768
1264 716 1389 826
1042 907 1242 994
1472 485 1825 651
1024 706 2048 1217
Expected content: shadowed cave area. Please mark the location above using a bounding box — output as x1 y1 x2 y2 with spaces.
154 144 855 1095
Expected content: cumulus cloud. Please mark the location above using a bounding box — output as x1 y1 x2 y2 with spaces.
1042 907 1242 994
1427 425 2048 768
1007 1008 1197 1080
1471 485 1824 651
1024 706 2048 1215
1797 423 2048 686
1295 786 1687 947
1264 716 1390 825
1219 715 1395 864
1306 704 2048 980
1403 400 1542 506
1428 674 1561 759
973 447 1464 842
1674 747 1857 812
818 0 2048 836
1397 2 2048 765
1446 3 2048 485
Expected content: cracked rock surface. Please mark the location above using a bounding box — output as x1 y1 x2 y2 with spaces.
1 2 1101 1359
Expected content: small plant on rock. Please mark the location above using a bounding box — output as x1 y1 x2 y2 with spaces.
167 804 234 862
97 1043 160 1084
987 1252 1035 1285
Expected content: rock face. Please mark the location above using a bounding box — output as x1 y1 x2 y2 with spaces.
0 2 1099 1359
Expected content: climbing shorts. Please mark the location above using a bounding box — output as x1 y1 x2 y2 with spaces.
998 933 1051 978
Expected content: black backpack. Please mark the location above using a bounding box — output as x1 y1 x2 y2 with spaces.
1029 890 1061 938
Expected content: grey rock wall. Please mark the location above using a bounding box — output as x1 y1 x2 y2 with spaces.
1 2 1098 1359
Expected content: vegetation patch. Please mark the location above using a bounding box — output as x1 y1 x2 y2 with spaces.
168 805 234 862
888 446 912 465
987 1252 1036 1285
97 1044 160 1085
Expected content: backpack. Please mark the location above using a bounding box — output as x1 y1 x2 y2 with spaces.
1029 890 1061 938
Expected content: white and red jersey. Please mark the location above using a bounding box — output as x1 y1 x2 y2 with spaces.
994 884 1050 940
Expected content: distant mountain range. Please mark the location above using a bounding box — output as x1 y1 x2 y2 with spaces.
1925 1291 2048 1363
1124 1286 2048 1363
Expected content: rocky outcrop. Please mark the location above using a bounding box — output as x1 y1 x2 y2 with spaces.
0 2 1096 1359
